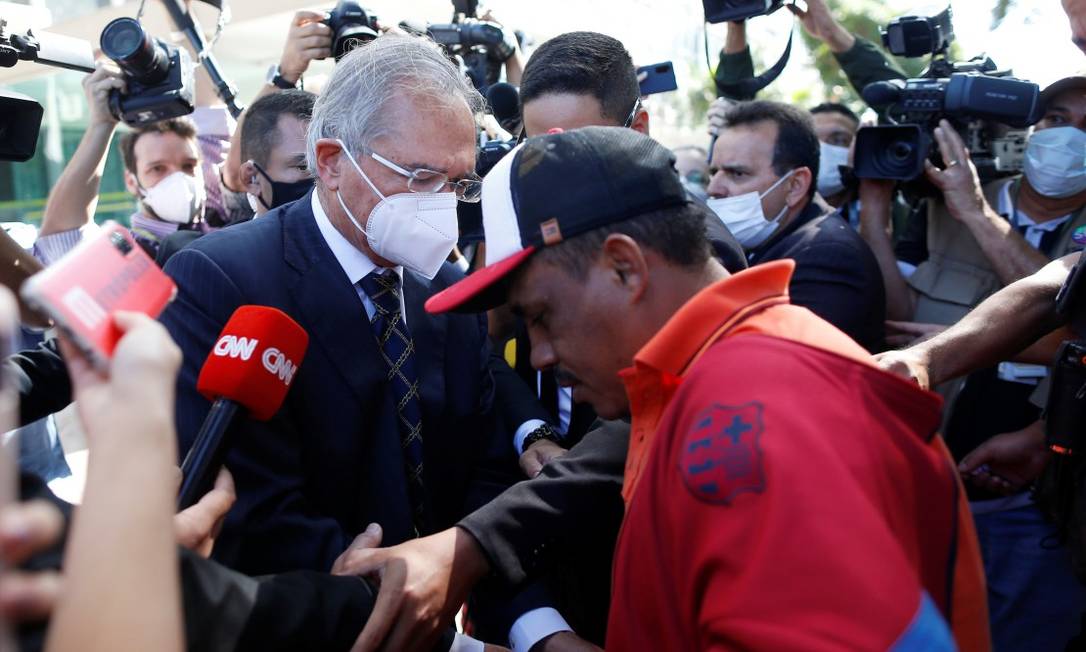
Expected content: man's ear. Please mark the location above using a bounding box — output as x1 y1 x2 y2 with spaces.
787 166 814 207
123 169 140 196
600 234 650 304
631 108 651 137
314 139 346 191
240 160 262 196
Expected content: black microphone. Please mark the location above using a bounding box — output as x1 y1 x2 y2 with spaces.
862 80 905 109
177 306 308 510
487 82 522 137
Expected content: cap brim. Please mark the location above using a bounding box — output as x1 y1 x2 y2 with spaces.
1041 76 1086 111
425 246 537 314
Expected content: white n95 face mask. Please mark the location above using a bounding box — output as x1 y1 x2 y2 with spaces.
141 171 205 224
334 140 458 280
707 169 795 249
1023 126 1086 199
817 142 850 197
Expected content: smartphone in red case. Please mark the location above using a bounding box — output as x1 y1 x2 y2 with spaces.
21 221 177 370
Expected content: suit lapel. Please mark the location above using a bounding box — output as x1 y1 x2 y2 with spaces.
283 193 384 402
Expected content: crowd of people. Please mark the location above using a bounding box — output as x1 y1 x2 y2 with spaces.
3 0 1086 650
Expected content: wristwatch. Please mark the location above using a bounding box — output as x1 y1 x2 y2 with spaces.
266 64 299 90
521 423 561 455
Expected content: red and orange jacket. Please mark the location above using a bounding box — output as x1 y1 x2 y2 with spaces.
607 260 988 652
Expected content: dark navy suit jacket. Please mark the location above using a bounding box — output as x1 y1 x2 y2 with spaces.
747 201 886 351
161 192 518 576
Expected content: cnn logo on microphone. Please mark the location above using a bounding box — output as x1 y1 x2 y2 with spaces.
212 334 298 385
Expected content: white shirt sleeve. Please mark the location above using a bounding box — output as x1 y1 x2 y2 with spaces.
448 632 486 652
514 419 548 455
509 607 573 652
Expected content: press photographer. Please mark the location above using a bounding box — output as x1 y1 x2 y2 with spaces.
855 9 1086 648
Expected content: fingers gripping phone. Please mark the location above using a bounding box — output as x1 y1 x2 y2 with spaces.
21 222 177 371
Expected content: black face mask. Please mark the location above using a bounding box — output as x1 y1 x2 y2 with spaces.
253 162 314 211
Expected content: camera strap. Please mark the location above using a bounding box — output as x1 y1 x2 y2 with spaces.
715 28 795 99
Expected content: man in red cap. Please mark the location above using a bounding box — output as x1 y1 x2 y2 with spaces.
337 126 989 652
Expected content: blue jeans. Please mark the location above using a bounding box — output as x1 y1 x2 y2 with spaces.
973 502 1086 651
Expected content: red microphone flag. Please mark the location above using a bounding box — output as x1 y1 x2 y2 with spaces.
196 306 309 421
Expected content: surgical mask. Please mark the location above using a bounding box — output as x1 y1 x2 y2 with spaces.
1024 126 1086 199
140 171 205 224
817 142 850 197
334 140 458 279
707 170 795 249
253 162 314 211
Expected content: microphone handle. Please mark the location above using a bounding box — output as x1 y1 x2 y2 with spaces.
177 399 242 510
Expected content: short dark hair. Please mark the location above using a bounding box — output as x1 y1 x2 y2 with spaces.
809 102 860 126
240 90 317 167
722 100 820 200
520 31 639 124
119 117 198 174
533 202 712 279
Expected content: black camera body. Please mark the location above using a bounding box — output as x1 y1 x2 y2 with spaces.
702 0 786 24
325 0 379 60
854 8 1040 184
100 18 195 127
0 90 44 162
412 18 512 94
882 6 954 58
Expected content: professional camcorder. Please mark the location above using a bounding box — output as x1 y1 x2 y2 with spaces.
100 17 195 126
854 6 1040 183
325 0 380 60
400 1 516 94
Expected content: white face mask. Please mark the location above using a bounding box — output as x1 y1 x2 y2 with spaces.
817 142 850 197
334 140 459 280
140 171 205 224
707 170 795 249
1023 126 1086 199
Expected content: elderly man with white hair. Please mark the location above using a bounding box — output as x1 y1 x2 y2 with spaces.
159 35 524 631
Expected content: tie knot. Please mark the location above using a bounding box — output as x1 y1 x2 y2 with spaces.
360 269 402 316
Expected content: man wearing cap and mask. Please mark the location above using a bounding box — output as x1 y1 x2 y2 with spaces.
334 126 989 652
861 73 1086 650
707 99 886 351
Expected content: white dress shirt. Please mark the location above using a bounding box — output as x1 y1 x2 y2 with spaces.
311 191 406 321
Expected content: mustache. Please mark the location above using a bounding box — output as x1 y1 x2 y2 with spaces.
553 366 581 386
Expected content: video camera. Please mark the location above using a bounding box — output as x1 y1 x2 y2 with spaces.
100 18 195 126
854 6 1040 183
400 2 516 95
325 0 380 60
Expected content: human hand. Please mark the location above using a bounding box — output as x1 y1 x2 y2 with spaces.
874 347 932 390
0 499 64 622
924 120 988 223
82 61 125 128
884 320 946 349
333 527 489 652
174 468 236 558
279 10 333 82
519 439 568 478
58 312 181 446
788 0 855 53
857 178 897 231
959 421 1049 494
707 97 737 137
532 631 603 652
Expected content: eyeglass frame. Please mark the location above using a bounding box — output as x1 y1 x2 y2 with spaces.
359 146 483 203
622 97 644 129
